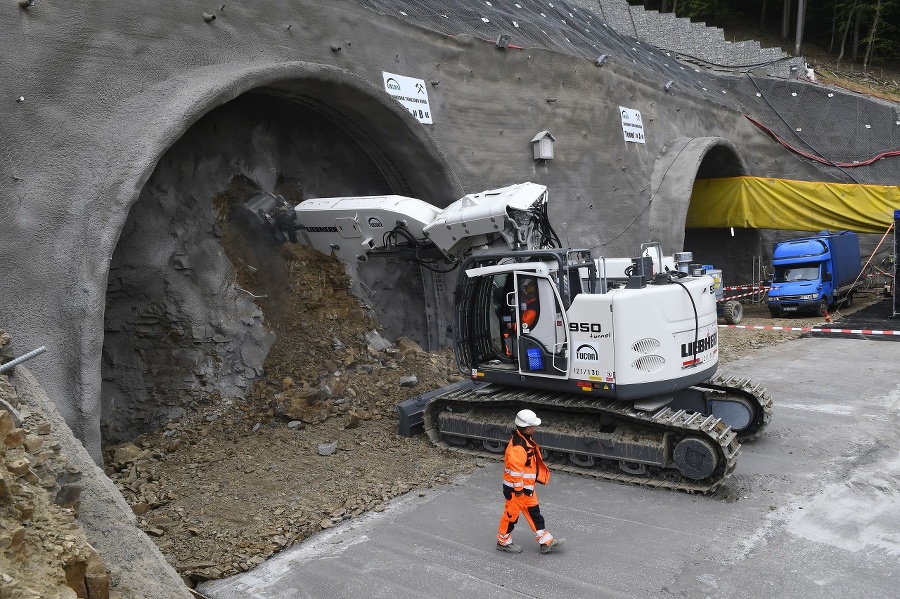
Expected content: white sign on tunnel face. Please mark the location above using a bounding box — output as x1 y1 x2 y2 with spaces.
619 106 646 144
382 72 433 124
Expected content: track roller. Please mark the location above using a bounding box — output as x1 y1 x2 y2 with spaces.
569 453 595 467
619 462 647 476
483 439 505 453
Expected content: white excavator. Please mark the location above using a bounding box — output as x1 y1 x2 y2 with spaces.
246 182 772 493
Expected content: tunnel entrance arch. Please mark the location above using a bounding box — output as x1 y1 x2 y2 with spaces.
101 64 461 444
648 137 760 286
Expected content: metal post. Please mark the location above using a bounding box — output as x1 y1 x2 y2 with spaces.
893 210 900 317
793 0 806 56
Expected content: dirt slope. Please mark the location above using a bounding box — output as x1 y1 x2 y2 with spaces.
1 333 113 599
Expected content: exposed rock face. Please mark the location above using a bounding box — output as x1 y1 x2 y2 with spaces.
98 91 434 445
101 171 276 443
1 334 112 599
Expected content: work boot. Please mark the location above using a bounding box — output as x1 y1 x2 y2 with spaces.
540 538 566 554
496 542 523 554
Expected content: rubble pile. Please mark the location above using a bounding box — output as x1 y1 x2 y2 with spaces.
100 182 474 587
0 331 113 599
103 333 472 586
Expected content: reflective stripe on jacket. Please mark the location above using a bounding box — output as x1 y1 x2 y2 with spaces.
502 428 549 492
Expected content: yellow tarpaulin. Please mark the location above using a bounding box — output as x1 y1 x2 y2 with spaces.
687 176 900 233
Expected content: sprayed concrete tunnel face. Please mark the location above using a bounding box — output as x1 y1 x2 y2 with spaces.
101 82 455 444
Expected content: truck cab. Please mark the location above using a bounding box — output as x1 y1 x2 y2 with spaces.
766 231 861 317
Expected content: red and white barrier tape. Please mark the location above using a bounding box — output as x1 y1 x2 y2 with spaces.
717 288 770 302
719 324 900 336
722 284 768 291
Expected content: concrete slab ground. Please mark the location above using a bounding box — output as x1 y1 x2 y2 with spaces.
201 336 900 599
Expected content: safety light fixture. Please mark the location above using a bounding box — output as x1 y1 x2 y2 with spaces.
496 33 511 49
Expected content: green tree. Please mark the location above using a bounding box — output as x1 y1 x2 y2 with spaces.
861 0 900 70
835 0 860 68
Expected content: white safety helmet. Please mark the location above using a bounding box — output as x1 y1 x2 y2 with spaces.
515 409 541 428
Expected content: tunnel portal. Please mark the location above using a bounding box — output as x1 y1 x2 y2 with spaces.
101 81 456 444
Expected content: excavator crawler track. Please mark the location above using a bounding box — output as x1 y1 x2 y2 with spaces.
698 373 774 442
423 385 742 494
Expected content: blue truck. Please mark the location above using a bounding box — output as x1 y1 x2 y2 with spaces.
766 230 863 317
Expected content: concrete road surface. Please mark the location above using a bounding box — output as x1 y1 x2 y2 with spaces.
201 336 900 599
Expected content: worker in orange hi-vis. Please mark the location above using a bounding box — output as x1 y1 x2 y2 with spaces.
496 409 566 554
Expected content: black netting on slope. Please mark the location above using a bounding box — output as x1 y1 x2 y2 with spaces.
352 0 747 110
723 76 900 185
352 0 900 186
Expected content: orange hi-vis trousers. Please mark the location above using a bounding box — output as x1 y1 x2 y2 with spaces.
497 490 554 546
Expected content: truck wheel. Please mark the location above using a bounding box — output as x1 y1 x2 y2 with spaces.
723 301 743 324
816 299 828 317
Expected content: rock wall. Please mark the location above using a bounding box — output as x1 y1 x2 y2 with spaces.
1 330 190 598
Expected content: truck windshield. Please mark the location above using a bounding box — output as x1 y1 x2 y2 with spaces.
773 264 819 283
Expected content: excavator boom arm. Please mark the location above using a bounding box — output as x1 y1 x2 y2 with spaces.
245 182 555 263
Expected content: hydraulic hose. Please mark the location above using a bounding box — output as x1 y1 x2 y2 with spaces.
671 280 700 367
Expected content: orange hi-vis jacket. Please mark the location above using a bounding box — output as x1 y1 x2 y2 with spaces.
503 429 550 494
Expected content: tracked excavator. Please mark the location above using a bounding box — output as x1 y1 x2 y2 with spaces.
247 182 772 493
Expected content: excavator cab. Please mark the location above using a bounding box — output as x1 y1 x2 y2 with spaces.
511 273 567 375
463 268 568 378
455 249 594 384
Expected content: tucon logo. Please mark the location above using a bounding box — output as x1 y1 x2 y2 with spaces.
575 344 599 361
